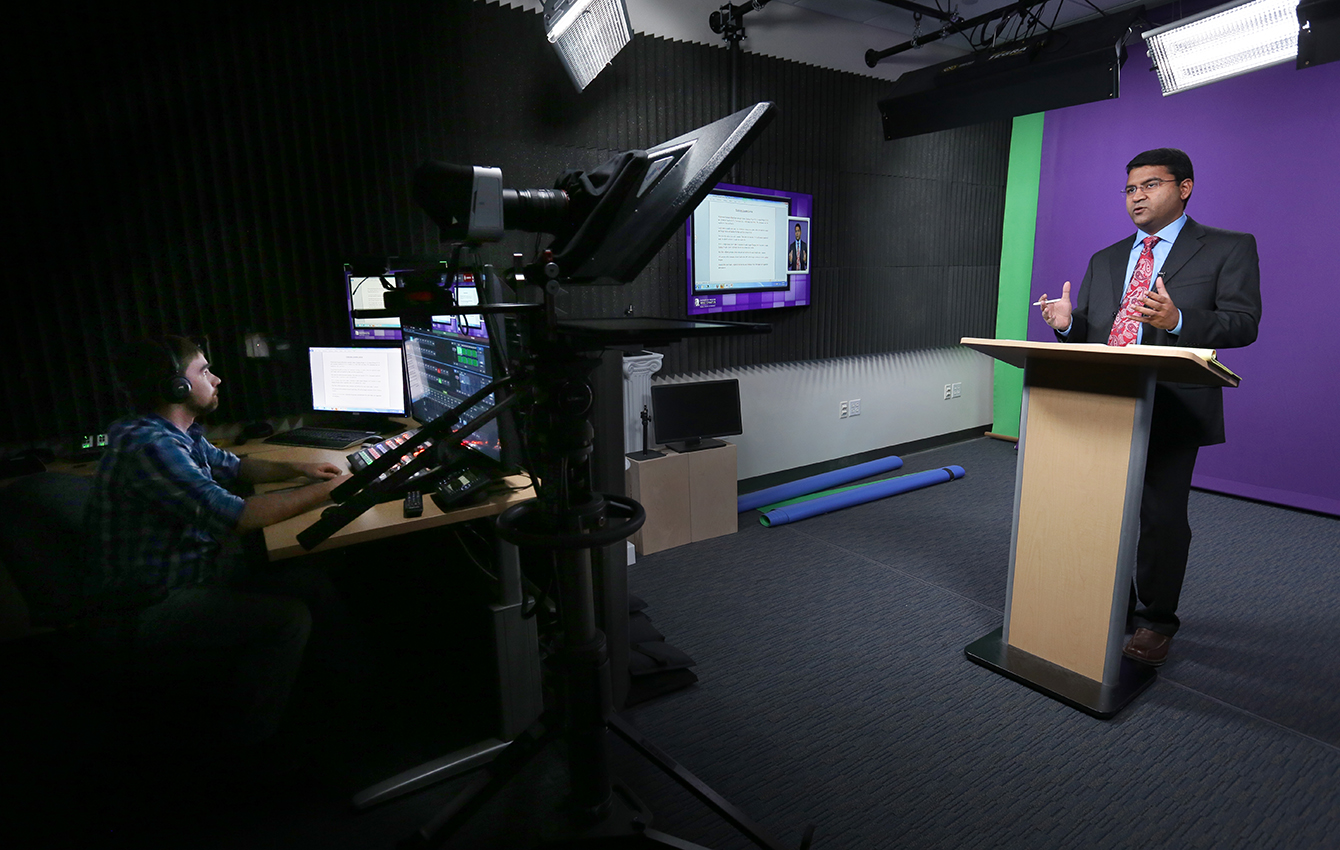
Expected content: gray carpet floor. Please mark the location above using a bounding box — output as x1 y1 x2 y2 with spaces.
612 437 1340 849
24 437 1333 848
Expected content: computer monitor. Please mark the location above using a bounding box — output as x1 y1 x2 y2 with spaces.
348 261 467 342
308 346 407 430
401 325 503 465
651 379 742 452
686 182 813 316
429 272 487 337
347 268 404 342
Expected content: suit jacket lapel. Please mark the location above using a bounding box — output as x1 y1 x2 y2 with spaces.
1159 216 1205 284
1107 241 1128 305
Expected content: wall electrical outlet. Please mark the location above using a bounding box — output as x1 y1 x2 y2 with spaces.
849 398 861 416
840 400 849 419
952 382 962 399
944 384 953 400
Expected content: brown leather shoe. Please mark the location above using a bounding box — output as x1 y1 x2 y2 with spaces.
1123 628 1171 666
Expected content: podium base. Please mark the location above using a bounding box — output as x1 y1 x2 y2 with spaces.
965 627 1157 719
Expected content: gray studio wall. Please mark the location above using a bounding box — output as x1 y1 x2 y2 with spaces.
6 0 1007 453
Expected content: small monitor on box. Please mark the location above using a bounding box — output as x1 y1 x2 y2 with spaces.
651 379 742 453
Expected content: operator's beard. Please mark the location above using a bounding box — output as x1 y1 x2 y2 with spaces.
185 394 219 418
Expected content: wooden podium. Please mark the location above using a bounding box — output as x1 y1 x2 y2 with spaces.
961 338 1240 718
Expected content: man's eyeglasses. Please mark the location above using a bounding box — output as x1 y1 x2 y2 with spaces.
1123 178 1182 196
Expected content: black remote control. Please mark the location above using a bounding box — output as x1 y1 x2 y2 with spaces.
403 489 423 518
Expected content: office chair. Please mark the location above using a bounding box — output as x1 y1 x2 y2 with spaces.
0 473 96 628
0 472 153 748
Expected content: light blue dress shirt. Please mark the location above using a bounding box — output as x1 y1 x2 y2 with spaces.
1122 214 1187 341
1059 213 1187 340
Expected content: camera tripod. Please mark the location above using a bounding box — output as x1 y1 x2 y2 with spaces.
402 336 810 850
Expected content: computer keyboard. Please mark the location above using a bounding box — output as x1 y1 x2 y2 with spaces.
264 426 380 449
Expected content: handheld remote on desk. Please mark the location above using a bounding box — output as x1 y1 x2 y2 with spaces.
403 490 423 518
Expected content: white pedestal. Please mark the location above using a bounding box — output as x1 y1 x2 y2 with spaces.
622 352 664 456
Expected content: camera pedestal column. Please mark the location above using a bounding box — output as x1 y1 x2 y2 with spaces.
407 342 798 850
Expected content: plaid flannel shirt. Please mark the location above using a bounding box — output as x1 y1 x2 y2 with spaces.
86 413 246 593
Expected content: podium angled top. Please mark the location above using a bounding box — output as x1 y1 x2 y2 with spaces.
961 338 1239 388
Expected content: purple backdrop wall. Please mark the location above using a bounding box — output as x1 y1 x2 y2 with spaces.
1030 51 1340 516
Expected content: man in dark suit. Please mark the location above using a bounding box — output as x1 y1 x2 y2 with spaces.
788 222 807 271
1037 148 1261 666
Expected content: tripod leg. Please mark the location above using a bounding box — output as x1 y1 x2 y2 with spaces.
404 712 562 849
608 715 809 850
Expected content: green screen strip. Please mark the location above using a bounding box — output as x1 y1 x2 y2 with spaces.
991 112 1045 440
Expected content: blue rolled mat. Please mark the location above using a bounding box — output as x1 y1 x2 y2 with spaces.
737 455 904 513
760 466 965 527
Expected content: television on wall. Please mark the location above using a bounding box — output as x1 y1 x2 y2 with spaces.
685 182 812 316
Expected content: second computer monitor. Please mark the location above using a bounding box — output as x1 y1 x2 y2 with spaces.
402 325 502 464
309 346 406 415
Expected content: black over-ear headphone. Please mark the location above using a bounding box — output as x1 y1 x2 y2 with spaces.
157 338 193 403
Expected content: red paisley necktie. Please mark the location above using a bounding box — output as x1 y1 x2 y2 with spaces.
1108 235 1160 347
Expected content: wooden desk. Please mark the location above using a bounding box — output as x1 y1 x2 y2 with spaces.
42 441 538 561
253 445 535 561
251 443 543 808
37 438 543 799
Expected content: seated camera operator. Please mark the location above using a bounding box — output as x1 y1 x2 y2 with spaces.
85 335 353 751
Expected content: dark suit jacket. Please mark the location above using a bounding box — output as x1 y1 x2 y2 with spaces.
788 239 807 271
1060 216 1262 446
